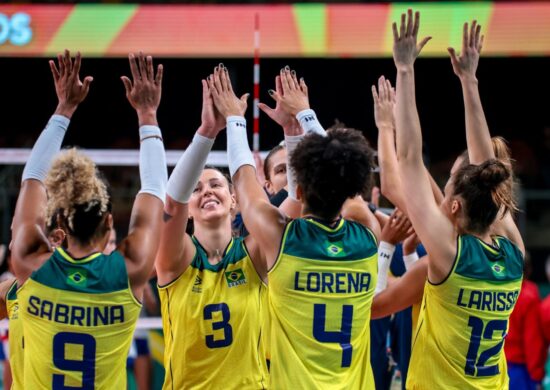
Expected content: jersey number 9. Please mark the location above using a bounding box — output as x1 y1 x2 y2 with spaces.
53 332 96 390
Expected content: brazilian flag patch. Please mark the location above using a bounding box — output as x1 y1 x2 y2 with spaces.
326 241 346 257
491 263 506 275
67 269 88 287
225 269 246 288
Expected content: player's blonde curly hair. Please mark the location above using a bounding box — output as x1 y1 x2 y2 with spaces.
45 148 110 244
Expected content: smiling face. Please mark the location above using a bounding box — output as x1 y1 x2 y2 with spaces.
188 168 235 225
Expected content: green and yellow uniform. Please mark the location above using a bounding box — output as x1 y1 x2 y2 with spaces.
268 218 378 389
159 237 268 390
18 247 141 389
7 280 24 389
407 235 523 389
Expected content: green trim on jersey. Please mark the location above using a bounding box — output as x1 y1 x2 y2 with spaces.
454 235 523 283
282 218 377 261
190 237 249 272
6 280 17 301
30 248 129 294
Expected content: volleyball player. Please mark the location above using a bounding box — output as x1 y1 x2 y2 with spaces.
210 64 380 388
392 11 524 389
10 50 166 388
155 66 268 389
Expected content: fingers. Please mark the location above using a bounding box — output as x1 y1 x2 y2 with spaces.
275 75 283 95
258 102 275 119
121 76 132 96
392 22 399 42
417 36 432 53
280 66 291 93
406 9 413 37
81 76 93 96
207 74 219 99
299 77 308 97
478 35 484 53
49 60 60 82
201 79 210 102
138 52 147 81
469 20 477 48
57 53 65 77
290 69 300 90
218 63 229 92
400 13 406 38
72 51 82 79
462 22 469 51
155 64 163 85
212 66 223 95
146 55 154 82
412 11 420 38
64 49 72 76
377 76 386 101
447 47 458 66
268 88 282 103
371 85 379 103
474 24 482 51
128 53 140 82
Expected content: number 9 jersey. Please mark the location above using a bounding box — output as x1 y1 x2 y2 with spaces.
158 237 268 390
407 235 523 390
18 248 141 389
268 218 378 389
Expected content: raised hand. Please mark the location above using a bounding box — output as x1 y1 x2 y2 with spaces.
380 209 413 245
50 50 93 118
403 231 421 256
372 76 395 130
259 74 302 136
448 20 484 81
121 52 163 126
208 64 249 118
198 78 225 138
268 66 309 118
392 9 431 70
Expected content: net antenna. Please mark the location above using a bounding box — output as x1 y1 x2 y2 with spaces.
252 12 261 153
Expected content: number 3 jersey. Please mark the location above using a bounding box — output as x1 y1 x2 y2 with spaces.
158 236 268 390
268 218 378 389
18 247 141 389
407 235 523 390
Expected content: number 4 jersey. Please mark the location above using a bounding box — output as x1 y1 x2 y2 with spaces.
18 247 141 389
268 218 378 389
407 235 523 390
158 236 269 390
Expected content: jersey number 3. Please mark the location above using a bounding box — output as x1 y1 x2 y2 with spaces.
204 303 233 348
313 304 353 367
53 332 96 390
465 316 507 377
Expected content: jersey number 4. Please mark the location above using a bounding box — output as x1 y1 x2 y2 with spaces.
204 303 233 348
53 332 96 390
465 316 507 377
313 304 353 367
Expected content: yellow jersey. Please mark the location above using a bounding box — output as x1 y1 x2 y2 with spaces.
18 247 141 389
158 236 268 390
7 280 24 389
407 235 523 390
268 218 378 389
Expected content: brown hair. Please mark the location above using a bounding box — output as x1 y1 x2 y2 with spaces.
45 148 111 245
453 159 516 234
263 144 285 180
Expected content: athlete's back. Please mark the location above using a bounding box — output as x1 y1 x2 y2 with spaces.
407 235 523 389
19 248 141 389
269 218 378 389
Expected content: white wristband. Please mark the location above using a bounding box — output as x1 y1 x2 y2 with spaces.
296 109 327 136
227 116 255 177
22 115 70 183
138 126 167 203
375 241 396 295
403 251 419 271
283 133 304 201
167 132 214 204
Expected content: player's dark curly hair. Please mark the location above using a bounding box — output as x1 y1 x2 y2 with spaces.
290 128 375 220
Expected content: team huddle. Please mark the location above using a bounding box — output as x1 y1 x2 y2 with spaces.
5 10 524 389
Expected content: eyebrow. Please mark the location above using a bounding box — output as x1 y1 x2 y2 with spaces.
273 163 286 171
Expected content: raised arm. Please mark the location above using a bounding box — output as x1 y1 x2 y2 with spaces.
155 78 226 285
117 53 167 293
373 76 443 212
11 50 92 283
210 65 287 269
393 10 456 282
448 21 524 252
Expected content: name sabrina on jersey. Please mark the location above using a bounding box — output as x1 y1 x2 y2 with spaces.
456 288 520 312
294 271 372 294
26 295 125 326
